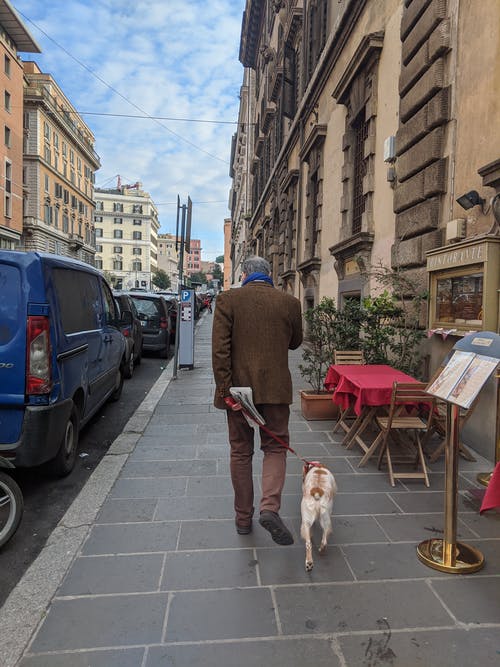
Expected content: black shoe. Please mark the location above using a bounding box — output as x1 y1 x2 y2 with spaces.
235 521 252 535
259 511 294 545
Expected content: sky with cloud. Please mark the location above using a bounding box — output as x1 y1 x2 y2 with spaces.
13 0 246 261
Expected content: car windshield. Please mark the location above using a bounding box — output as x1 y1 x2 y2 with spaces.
131 296 162 321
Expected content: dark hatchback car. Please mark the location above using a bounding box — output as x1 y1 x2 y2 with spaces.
125 291 175 358
156 291 179 343
113 292 144 378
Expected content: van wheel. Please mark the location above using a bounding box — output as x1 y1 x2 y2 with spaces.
110 368 124 402
124 351 134 379
47 406 79 477
0 471 23 548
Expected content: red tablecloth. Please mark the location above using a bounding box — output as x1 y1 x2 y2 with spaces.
480 461 500 513
324 364 418 415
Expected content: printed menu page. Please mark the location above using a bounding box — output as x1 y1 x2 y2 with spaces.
427 350 498 409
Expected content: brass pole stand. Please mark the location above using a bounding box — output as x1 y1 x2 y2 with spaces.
417 403 484 573
476 372 500 487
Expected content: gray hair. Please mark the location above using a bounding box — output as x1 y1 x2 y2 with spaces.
242 256 271 276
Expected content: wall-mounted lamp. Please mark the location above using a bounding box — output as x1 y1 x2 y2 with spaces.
456 190 486 211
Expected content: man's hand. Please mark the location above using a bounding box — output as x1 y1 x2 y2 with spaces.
224 396 243 411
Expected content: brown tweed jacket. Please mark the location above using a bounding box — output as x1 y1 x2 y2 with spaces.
212 282 303 409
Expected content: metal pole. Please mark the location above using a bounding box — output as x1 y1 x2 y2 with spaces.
417 401 484 573
443 403 460 567
172 203 186 380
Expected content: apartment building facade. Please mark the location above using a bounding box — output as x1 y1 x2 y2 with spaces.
233 0 500 322
185 237 201 276
0 1 39 248
227 67 255 286
231 0 500 456
21 61 100 263
94 182 159 290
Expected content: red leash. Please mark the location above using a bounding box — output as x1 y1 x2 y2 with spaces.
225 397 318 467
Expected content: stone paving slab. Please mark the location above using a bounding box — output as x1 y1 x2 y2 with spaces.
58 553 164 595
145 638 341 667
165 588 278 641
373 512 477 541
29 594 168 652
256 544 353 584
338 627 500 667
108 476 187 499
20 648 145 667
274 580 454 635
96 497 158 523
81 522 180 555
160 549 258 590
432 575 500 624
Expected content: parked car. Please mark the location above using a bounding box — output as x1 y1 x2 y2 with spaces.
113 292 144 378
156 292 179 343
0 250 126 476
125 291 175 357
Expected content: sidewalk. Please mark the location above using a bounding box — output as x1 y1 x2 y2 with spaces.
2 312 500 666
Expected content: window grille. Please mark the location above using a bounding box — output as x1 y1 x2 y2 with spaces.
351 114 368 236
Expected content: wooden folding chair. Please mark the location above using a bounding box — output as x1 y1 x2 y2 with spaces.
375 382 435 487
332 350 365 435
425 399 476 462
333 350 365 365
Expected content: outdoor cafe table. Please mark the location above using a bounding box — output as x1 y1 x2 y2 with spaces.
324 364 418 466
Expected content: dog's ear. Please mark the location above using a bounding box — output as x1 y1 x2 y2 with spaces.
302 464 309 480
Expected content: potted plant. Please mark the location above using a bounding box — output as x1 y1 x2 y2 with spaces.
299 297 361 420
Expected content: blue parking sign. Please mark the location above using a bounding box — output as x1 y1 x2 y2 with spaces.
181 290 190 301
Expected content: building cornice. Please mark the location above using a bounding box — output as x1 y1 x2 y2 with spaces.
239 1 265 69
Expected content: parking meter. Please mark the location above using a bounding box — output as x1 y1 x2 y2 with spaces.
179 289 195 369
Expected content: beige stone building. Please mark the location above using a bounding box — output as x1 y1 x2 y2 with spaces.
94 182 159 290
231 0 500 458
223 217 232 289
22 61 100 263
227 67 255 285
0 1 39 248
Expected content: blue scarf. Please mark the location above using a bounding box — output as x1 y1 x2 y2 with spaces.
242 272 274 287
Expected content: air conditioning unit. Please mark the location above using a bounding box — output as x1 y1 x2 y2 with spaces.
445 218 466 243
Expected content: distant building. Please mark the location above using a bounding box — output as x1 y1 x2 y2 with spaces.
185 238 201 276
94 181 159 290
22 61 100 263
223 217 231 289
157 232 179 291
0 1 40 248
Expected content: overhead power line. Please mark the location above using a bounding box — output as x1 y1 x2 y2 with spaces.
17 10 232 165
77 111 237 125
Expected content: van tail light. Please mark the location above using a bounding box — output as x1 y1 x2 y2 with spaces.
160 316 168 330
26 315 52 395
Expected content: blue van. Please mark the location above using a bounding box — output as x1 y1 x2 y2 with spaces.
0 251 127 476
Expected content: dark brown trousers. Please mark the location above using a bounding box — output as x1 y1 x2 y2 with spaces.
226 404 290 525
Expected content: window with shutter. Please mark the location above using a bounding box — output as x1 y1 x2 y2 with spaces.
351 111 368 236
283 44 296 119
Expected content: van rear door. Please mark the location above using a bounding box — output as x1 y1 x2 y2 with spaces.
50 266 104 417
0 255 29 443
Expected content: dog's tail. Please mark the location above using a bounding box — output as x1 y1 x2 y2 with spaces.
311 487 324 501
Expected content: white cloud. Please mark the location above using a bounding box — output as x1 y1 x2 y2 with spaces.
14 0 244 260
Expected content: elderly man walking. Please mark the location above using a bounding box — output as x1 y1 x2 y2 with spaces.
212 256 303 544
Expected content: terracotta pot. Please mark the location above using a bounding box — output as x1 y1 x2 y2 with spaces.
300 390 339 421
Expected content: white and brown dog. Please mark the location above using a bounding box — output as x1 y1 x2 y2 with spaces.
300 461 337 571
